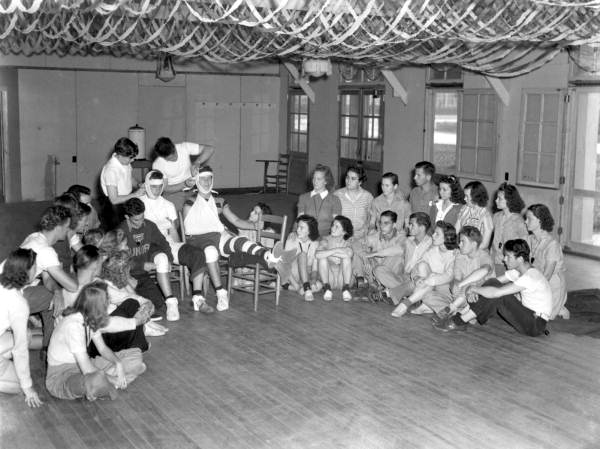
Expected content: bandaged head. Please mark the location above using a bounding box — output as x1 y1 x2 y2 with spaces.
145 170 166 199
195 165 215 195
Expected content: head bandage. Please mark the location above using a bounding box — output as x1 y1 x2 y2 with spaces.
145 170 165 199
195 169 216 195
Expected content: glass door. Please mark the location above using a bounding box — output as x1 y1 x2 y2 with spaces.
565 88 600 257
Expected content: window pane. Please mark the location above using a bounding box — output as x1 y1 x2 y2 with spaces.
363 117 380 139
299 114 308 133
539 154 556 184
460 147 476 173
478 95 496 121
543 94 559 122
341 94 360 115
364 140 382 162
526 94 542 121
340 137 359 159
299 95 308 112
541 124 557 153
521 153 538 183
432 91 458 172
462 95 478 120
341 116 359 137
477 149 494 176
477 122 494 147
524 123 539 153
461 122 476 147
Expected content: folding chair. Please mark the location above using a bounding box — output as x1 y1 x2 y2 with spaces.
227 214 288 311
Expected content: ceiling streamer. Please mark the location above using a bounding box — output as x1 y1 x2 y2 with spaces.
1 0 600 77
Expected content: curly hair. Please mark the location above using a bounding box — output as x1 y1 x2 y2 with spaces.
438 175 465 205
503 239 531 263
73 245 100 273
296 214 320 241
333 215 354 240
66 184 91 200
464 181 489 208
345 165 367 184
113 137 138 158
527 204 554 232
63 281 110 332
496 183 525 214
0 248 36 289
311 164 336 192
459 225 482 247
100 250 131 289
39 205 71 231
123 198 145 217
435 220 458 250
152 137 176 159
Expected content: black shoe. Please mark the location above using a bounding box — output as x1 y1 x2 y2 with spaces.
432 306 453 325
355 276 368 289
433 315 468 332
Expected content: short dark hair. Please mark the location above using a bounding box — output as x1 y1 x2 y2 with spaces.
0 248 36 289
55 193 84 230
496 183 525 214
415 161 435 177
113 137 138 158
381 172 399 185
66 184 91 199
527 204 554 232
40 205 71 231
435 220 458 250
153 137 176 158
296 214 320 241
459 225 482 246
311 164 335 191
503 239 531 263
438 175 465 204
380 210 398 223
464 181 489 207
409 212 431 231
346 165 367 183
63 281 110 332
73 245 100 273
255 202 272 216
333 215 354 240
123 198 145 217
148 170 164 181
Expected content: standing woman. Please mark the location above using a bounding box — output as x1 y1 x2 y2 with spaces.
491 183 528 275
0 249 43 407
456 181 493 250
428 175 464 230
525 204 568 319
297 164 342 237
46 281 146 401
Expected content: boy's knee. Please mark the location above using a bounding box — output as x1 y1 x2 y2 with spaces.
204 245 219 263
153 253 170 273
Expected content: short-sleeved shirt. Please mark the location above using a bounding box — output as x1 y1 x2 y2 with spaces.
371 193 411 229
12 232 60 284
421 245 456 279
141 195 178 237
48 312 99 366
285 233 319 271
365 229 406 273
152 142 203 185
505 268 553 318
404 235 433 274
335 187 373 239
491 212 528 264
409 185 439 214
100 153 133 196
457 205 492 234
453 249 493 285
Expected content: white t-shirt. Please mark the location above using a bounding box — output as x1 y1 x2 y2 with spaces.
152 142 203 185
48 312 99 366
0 285 32 389
18 232 60 284
141 195 177 237
100 153 133 196
505 267 553 318
184 195 224 235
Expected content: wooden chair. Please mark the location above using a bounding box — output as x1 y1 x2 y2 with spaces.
227 214 288 311
256 154 290 193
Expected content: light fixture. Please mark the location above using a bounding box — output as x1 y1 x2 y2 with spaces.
156 53 176 82
302 58 332 79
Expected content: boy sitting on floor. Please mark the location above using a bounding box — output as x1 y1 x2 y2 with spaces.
436 239 552 337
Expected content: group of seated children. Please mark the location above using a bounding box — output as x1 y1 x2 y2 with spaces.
0 136 295 406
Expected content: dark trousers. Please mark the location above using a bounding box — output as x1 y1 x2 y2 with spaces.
23 285 54 348
88 298 148 357
471 278 547 337
177 244 207 279
133 273 166 315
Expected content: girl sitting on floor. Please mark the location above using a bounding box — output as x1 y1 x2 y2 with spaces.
316 216 354 302
285 215 321 301
391 221 458 317
46 281 146 401
0 249 44 407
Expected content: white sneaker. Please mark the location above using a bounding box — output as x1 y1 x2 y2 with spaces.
216 289 229 311
342 289 352 302
304 289 314 302
144 322 167 337
165 297 180 321
558 306 570 320
410 303 433 315
323 289 333 301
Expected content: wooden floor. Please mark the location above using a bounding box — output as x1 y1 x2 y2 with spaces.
3 255 600 449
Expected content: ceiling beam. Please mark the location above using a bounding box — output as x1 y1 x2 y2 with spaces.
485 76 510 106
283 61 315 103
381 69 407 105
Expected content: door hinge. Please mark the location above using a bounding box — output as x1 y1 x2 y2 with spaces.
564 94 570 103
559 196 564 205
557 226 563 235
559 175 565 185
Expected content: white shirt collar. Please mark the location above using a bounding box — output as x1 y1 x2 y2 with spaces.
310 190 328 199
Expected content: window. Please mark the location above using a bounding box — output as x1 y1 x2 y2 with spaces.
427 90 460 173
428 66 463 85
457 90 498 179
517 90 565 188
339 88 384 162
288 90 309 154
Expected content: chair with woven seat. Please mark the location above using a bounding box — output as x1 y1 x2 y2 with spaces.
257 154 290 193
227 213 288 311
